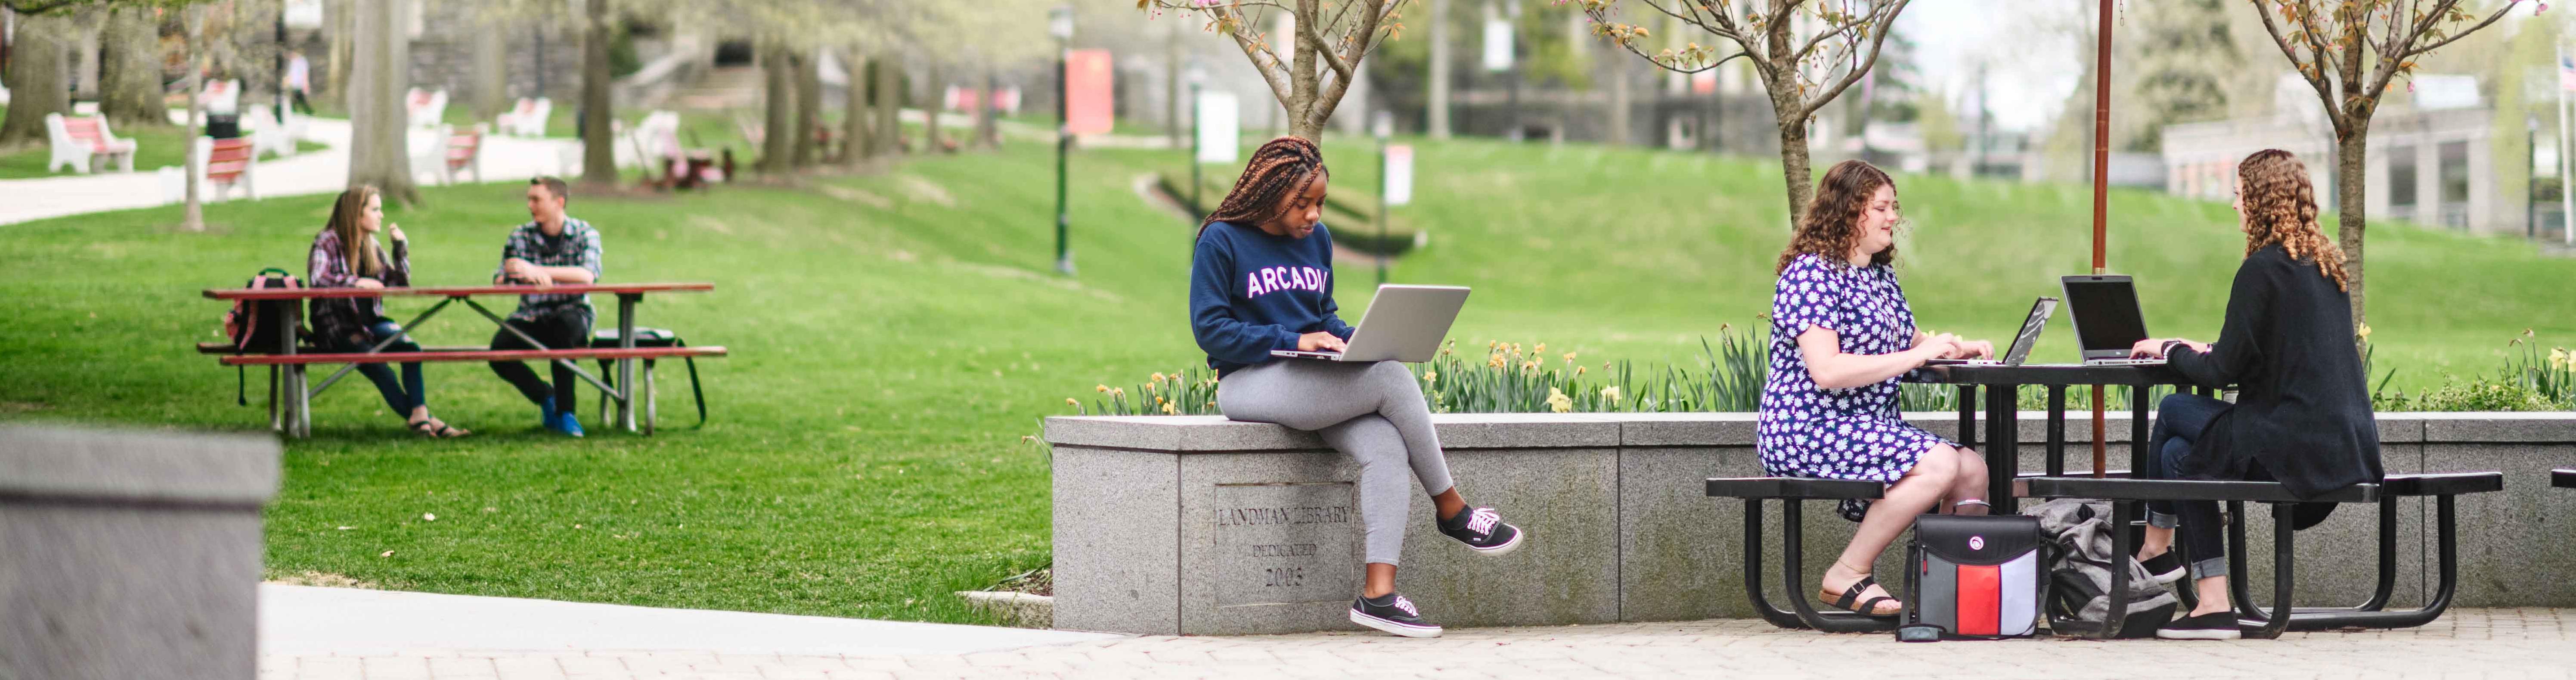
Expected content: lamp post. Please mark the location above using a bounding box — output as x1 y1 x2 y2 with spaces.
1051 5 1076 275
1373 110 1393 285
1186 59 1206 215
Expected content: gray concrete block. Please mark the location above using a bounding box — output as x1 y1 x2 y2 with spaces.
2419 413 2576 443
1176 450 1363 635
1049 446 1182 635
1618 446 1763 621
2422 442 2576 608
1599 413 1758 447
1397 447 1619 628
0 425 280 680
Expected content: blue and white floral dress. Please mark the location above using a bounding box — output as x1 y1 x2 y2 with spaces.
1756 252 1957 520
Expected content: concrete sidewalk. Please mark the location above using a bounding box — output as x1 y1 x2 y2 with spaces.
0 117 580 227
259 596 2573 680
258 584 1118 659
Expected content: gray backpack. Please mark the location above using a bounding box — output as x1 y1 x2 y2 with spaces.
2027 498 2179 637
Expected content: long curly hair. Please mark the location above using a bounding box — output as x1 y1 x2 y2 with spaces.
2236 149 2349 292
1198 136 1328 239
1776 159 1899 273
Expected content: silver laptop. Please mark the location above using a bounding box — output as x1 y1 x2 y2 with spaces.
2062 274 2165 366
1926 297 2055 366
1271 284 1470 363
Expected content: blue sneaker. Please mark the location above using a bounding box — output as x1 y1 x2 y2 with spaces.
539 396 558 429
553 411 585 438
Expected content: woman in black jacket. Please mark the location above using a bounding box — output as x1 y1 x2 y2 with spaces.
2124 149 2382 640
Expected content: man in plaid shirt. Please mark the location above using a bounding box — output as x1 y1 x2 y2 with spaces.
490 177 604 436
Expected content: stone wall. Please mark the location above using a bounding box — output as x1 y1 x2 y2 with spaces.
1046 412 2576 635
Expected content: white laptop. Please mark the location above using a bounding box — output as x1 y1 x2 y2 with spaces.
2062 274 2165 366
1271 284 1470 363
1926 297 2055 366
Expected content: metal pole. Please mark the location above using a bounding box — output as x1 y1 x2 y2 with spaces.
1377 134 1389 286
274 7 287 123
1055 41 1074 274
1190 82 1202 214
2089 0 2114 478
2559 43 2573 245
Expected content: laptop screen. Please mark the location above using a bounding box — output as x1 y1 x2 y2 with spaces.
2063 279 2148 353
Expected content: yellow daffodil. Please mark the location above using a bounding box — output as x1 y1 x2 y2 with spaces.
1111 387 1125 397
1535 343 1547 353
1423 371 1438 384
1095 384 1110 393
1601 386 1621 401
2552 347 2570 370
1065 397 1079 406
1522 360 1540 374
1546 387 1572 413
2354 323 2372 342
1161 402 1177 415
1576 366 1587 376
1151 372 1167 383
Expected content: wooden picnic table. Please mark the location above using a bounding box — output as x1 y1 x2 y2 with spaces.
202 282 716 438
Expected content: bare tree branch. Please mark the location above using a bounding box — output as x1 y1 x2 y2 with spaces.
2401 0 2511 57
1794 0 1906 119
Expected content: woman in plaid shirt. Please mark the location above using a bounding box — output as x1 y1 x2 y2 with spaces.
307 186 469 437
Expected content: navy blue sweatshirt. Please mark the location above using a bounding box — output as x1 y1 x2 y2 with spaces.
1190 221 1355 376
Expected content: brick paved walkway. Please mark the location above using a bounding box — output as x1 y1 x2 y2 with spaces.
263 608 2575 680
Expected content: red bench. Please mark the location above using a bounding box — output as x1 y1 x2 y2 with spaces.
203 136 257 200
47 113 139 174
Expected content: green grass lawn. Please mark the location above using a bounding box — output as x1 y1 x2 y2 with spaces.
2 134 2570 625
0 110 330 179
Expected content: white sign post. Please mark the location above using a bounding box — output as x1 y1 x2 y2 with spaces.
1383 145 1414 207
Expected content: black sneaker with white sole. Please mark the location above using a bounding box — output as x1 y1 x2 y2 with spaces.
2155 611 2243 640
1438 506 1525 556
2137 550 2186 585
1350 593 1443 638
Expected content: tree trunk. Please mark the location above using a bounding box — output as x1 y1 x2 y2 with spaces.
1775 117 1814 229
327 0 354 107
2336 127 2369 326
1606 64 1630 146
472 24 507 121
347 0 418 205
794 49 821 166
973 66 998 149
842 49 871 167
874 53 900 155
72 15 99 102
0 13 69 147
1427 0 1451 139
1165 24 1182 149
182 7 205 231
578 0 613 186
921 63 944 152
99 6 163 128
758 45 792 172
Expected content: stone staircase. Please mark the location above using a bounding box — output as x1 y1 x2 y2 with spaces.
669 65 764 111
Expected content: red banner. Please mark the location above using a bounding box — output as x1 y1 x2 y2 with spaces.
1066 49 1115 136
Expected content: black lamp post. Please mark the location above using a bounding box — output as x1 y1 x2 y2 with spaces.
1051 6 1075 275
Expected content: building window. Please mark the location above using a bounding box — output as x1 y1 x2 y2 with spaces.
2388 144 2417 210
2439 140 2470 202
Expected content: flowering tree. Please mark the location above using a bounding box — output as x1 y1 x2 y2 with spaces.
1571 0 1910 227
1143 0 1415 140
2246 0 2528 324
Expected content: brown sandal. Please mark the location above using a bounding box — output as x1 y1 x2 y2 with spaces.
409 417 471 438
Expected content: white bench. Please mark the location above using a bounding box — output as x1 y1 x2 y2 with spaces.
405 88 448 129
245 107 296 158
46 113 139 174
496 97 552 137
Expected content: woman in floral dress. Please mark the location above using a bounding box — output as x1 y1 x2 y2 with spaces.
1756 160 1996 617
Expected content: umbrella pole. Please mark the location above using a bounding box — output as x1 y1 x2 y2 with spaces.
2091 0 2114 479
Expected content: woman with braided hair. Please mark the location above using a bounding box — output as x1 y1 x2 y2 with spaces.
1190 136 1523 639
2124 149 2382 640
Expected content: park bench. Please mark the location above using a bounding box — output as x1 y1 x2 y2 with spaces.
246 106 298 158
198 136 257 201
440 124 486 185
497 97 552 137
2015 471 2505 640
202 283 722 437
46 113 138 174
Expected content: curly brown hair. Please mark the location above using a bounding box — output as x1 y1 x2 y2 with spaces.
2235 149 2349 292
1776 159 1899 273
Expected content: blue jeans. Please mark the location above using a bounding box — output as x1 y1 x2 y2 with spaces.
2142 392 2266 580
332 320 426 417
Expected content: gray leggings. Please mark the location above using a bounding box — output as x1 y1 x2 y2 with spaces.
1216 359 1457 566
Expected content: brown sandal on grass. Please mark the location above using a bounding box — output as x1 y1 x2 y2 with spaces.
409 417 471 438
1820 575 1902 618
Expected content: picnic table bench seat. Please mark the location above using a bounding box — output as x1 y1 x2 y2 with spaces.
2555 469 2575 489
2016 471 2505 639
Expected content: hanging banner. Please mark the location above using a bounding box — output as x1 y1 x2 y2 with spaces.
1066 49 1116 135
1382 144 1414 207
1482 16 1515 73
1196 90 1241 164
